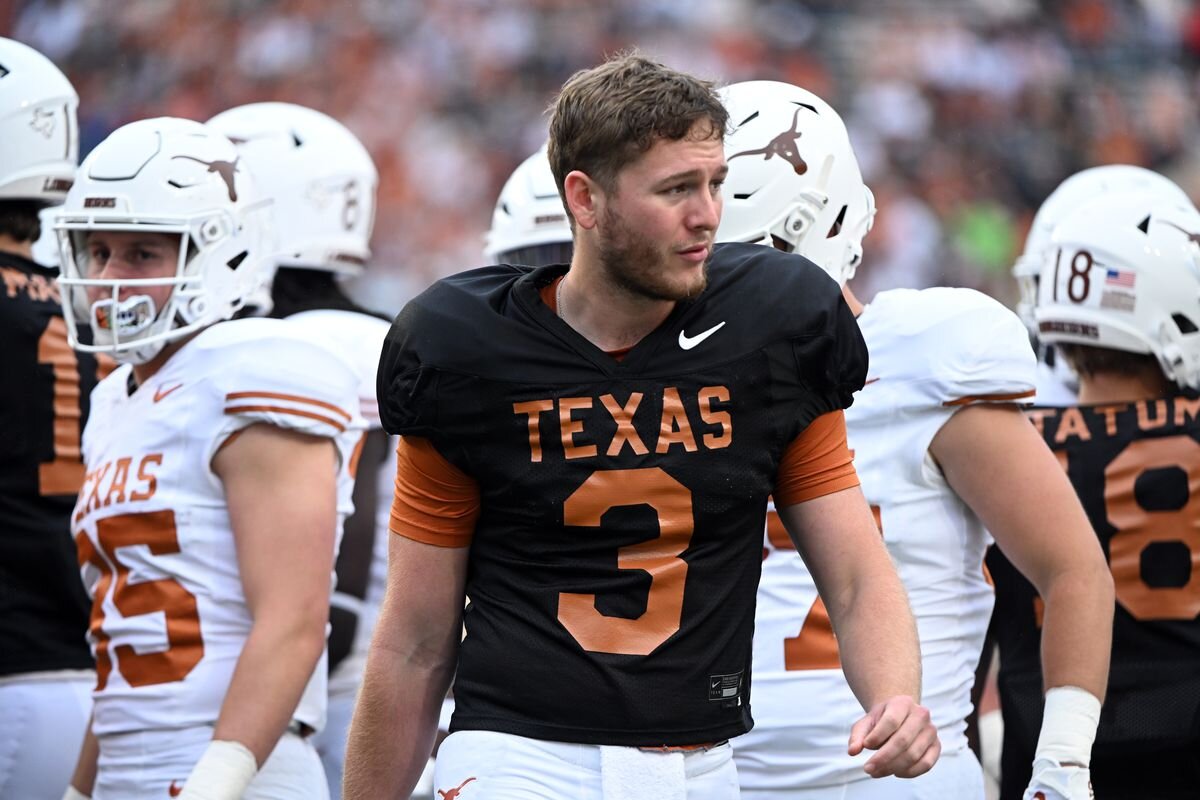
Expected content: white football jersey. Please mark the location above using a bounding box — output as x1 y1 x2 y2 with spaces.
1032 355 1078 407
73 318 364 736
287 308 394 697
737 287 1036 789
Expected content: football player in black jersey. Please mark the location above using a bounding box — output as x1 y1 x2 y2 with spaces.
0 37 101 800
988 186 1200 799
346 53 938 800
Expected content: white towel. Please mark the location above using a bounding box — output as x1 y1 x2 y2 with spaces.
599 746 687 800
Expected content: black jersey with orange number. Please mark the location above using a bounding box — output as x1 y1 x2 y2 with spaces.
987 398 1200 799
377 242 867 746
0 251 104 675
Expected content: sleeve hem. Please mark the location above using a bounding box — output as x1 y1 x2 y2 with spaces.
774 469 860 507
389 518 472 548
942 389 1037 407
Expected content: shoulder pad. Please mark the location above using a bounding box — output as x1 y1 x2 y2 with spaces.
286 310 392 426
866 287 1036 406
199 318 363 438
704 242 848 345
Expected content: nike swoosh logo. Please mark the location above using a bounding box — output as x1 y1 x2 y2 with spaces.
169 781 183 797
154 383 183 403
678 321 726 350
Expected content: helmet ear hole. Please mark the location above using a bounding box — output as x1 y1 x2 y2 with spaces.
826 205 847 239
1172 313 1198 334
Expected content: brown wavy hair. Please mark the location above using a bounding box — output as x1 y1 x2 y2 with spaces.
547 51 727 226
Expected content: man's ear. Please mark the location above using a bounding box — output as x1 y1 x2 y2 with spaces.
563 170 603 231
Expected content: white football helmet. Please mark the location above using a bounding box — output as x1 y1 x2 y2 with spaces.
56 117 272 364
206 102 377 276
1035 190 1200 389
0 36 78 204
1013 165 1192 333
716 80 875 286
484 146 573 266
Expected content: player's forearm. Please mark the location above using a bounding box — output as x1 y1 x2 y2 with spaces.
343 637 456 799
827 566 922 708
69 716 99 796
213 610 328 764
1038 555 1113 701
778 491 923 707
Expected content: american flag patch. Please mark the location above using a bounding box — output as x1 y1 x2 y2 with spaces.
1105 268 1136 288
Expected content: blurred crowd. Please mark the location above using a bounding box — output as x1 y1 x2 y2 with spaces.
6 0 1199 312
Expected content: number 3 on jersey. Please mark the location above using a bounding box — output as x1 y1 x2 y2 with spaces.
767 505 882 671
558 468 694 656
77 509 204 690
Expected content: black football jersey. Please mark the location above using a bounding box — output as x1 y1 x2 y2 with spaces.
0 251 104 675
377 242 868 746
988 398 1200 799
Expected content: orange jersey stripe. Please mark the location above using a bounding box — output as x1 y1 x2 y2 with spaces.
773 410 860 507
225 390 352 421
223 405 347 432
942 389 1036 407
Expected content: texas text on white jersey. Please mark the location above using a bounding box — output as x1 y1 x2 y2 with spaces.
72 317 364 737
737 287 1036 789
286 308 393 696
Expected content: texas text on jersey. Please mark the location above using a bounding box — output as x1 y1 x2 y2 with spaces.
988 397 1200 798
73 317 364 736
0 249 106 676
377 241 868 747
739 286 1036 790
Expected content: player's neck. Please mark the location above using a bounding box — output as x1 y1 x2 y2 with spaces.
130 335 193 386
842 284 864 317
0 237 34 260
559 255 676 352
1077 369 1171 404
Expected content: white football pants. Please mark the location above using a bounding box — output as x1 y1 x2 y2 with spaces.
93 723 329 800
435 730 740 800
739 746 984 800
0 670 93 800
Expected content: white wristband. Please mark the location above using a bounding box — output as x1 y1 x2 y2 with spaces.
62 786 91 800
1034 686 1101 768
176 739 258 800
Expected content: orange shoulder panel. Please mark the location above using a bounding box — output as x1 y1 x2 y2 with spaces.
773 410 860 507
389 436 480 548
